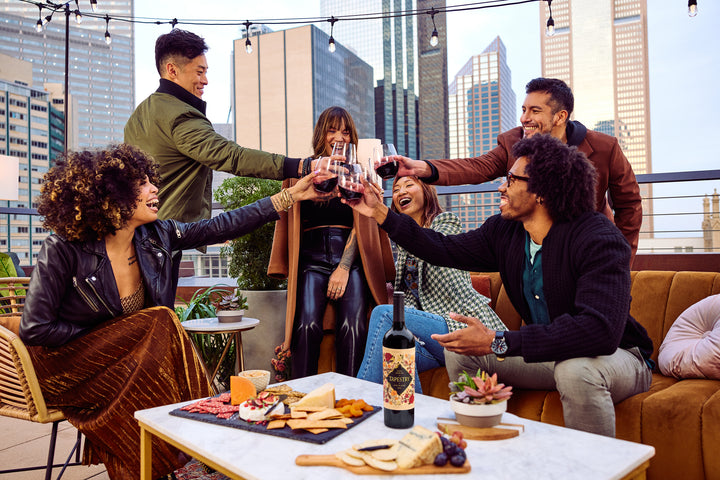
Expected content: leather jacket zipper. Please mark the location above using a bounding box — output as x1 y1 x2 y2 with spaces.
73 276 100 313
85 277 116 316
170 219 181 239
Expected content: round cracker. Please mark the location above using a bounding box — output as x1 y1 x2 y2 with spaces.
335 451 365 467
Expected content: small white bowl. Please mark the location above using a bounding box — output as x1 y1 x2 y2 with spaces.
217 310 245 323
238 369 270 393
450 396 507 428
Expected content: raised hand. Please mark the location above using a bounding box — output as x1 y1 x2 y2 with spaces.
431 313 495 356
396 156 432 178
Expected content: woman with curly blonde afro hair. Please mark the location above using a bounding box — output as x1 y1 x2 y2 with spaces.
20 144 321 479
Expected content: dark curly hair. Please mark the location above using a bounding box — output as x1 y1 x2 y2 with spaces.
526 77 574 116
512 134 597 223
38 144 160 242
155 29 208 75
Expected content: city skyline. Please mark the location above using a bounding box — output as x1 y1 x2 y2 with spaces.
132 1 718 177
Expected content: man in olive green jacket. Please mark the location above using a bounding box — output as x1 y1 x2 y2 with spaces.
125 29 308 224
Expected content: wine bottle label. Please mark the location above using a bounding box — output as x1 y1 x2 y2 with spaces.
383 347 415 410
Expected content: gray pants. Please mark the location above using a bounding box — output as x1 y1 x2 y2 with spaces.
444 348 651 437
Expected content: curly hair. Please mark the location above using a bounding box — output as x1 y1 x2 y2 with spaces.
391 176 443 227
38 144 160 242
311 106 359 156
512 134 597 223
526 77 574 116
155 29 208 75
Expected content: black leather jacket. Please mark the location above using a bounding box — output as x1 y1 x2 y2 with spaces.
20 197 279 347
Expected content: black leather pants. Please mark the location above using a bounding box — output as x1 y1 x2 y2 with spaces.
291 228 370 378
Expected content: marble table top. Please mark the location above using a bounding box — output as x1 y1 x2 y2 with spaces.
181 317 259 333
135 372 654 480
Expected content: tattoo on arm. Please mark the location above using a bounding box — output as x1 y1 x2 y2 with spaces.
339 230 358 271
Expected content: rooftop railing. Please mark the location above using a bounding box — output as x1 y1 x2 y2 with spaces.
3 169 720 273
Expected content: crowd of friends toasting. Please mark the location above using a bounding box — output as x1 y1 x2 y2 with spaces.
15 28 652 480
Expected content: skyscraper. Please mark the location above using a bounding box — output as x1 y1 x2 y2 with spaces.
540 0 652 233
416 0 449 160
0 0 134 149
1 55 64 264
448 37 516 230
233 25 374 158
320 0 418 159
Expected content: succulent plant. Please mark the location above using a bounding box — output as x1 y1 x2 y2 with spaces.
214 289 248 311
449 369 513 405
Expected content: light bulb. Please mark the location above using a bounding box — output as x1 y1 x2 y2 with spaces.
688 1 698 17
36 19 43 32
245 38 253 54
430 28 439 47
43 15 52 26
328 37 336 53
90 0 98 13
546 18 555 37
105 31 111 45
75 10 82 24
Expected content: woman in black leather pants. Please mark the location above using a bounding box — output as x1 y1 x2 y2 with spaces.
268 106 395 379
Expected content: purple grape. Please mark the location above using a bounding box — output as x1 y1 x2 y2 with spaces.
434 452 448 466
444 443 458 456
450 454 466 467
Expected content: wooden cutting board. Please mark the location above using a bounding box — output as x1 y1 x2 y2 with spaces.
436 421 523 440
296 455 471 475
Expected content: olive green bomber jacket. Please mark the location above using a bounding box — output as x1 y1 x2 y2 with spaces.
124 79 300 223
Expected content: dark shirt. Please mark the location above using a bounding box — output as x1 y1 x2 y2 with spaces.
301 198 354 230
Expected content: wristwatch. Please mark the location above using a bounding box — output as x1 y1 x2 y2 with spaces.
490 330 508 357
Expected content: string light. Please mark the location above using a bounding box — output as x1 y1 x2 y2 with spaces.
688 0 698 17
244 21 252 54
74 0 82 24
429 7 439 47
35 4 43 32
328 16 337 53
43 12 53 27
90 0 98 13
171 18 178 29
104 14 111 45
545 0 555 37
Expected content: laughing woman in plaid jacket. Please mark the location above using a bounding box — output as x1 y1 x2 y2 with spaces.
356 176 506 392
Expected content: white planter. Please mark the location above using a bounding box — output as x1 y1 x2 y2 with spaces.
217 309 245 323
450 395 507 428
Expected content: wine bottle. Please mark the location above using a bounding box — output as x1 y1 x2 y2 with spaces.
382 291 415 428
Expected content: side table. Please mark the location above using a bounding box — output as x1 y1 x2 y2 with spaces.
182 317 259 393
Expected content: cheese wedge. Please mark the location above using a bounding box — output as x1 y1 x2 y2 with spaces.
291 383 335 409
230 376 256 405
395 425 443 469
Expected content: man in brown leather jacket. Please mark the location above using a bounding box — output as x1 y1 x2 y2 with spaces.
397 77 642 262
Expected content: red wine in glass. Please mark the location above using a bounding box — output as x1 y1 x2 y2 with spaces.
339 183 364 200
374 144 398 179
313 157 339 193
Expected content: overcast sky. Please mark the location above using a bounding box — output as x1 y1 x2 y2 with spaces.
133 1 720 235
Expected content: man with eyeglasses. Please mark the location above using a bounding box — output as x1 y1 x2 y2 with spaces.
396 77 641 263
345 134 653 438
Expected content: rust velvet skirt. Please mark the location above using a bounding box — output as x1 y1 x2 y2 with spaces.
28 306 211 480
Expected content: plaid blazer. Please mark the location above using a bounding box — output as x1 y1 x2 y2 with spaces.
394 212 506 333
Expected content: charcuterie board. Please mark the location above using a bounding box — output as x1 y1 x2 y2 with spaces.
295 454 471 475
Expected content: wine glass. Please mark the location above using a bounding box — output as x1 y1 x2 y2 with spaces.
331 141 347 158
373 143 398 179
313 157 339 193
338 162 364 201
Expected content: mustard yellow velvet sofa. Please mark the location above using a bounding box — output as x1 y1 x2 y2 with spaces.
318 271 720 480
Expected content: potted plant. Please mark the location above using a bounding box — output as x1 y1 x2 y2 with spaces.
214 289 249 323
214 177 288 372
449 369 513 428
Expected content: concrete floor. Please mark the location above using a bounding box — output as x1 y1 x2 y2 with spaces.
0 415 109 480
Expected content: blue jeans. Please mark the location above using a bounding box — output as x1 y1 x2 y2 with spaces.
356 305 449 394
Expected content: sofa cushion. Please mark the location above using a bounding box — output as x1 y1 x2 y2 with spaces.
658 294 720 379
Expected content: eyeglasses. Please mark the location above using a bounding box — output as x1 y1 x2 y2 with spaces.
506 172 530 187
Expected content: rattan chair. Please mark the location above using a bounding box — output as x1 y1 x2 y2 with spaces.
0 277 82 480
